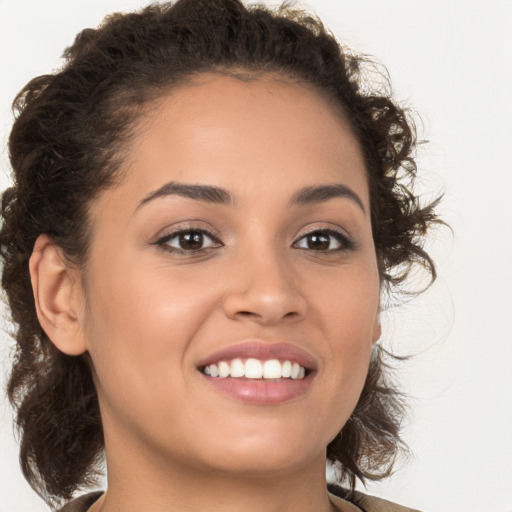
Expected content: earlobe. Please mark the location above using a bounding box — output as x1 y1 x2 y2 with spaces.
29 235 87 355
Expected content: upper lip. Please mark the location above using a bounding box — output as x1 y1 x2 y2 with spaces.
196 340 317 370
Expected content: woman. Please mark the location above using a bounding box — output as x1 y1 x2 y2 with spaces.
0 0 440 510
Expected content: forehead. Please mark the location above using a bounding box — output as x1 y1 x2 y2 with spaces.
111 73 369 208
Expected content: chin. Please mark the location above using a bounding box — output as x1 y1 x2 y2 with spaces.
209 449 320 477
194 428 329 477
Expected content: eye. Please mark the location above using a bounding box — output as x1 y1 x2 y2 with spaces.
293 229 353 252
155 228 222 253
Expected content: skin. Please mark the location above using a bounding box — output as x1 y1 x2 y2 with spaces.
30 74 381 512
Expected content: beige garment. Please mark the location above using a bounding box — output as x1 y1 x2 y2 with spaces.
329 490 422 512
59 490 422 511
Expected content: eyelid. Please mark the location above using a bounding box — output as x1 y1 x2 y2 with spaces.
162 229 220 246
150 221 354 255
152 223 223 253
293 226 355 251
152 220 221 241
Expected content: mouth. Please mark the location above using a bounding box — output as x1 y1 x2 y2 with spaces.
197 341 316 404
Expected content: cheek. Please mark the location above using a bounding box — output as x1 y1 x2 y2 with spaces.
312 262 380 341
309 264 379 403
82 276 223 460
82 262 218 408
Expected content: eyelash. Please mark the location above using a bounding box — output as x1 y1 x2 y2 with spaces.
293 228 355 253
153 227 223 255
153 226 355 255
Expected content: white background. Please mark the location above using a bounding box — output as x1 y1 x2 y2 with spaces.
1 1 511 511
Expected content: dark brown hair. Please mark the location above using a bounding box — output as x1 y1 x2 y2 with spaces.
0 0 440 507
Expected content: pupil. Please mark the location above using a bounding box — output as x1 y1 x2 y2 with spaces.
308 233 329 250
179 232 203 250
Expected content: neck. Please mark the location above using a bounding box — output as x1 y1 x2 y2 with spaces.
93 434 338 512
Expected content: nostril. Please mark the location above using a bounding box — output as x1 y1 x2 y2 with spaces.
223 288 306 325
236 310 297 320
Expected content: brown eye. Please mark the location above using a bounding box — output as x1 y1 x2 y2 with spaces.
178 231 204 250
156 229 221 253
306 233 331 251
294 229 353 252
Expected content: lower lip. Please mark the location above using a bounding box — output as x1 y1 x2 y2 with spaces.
200 372 314 404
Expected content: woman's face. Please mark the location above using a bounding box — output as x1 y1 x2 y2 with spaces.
79 74 381 477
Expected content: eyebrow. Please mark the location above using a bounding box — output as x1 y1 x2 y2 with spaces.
137 182 235 210
290 183 366 213
136 181 365 213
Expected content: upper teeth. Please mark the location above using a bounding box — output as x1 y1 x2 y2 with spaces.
202 358 306 380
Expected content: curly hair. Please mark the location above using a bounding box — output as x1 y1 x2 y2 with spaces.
0 0 440 507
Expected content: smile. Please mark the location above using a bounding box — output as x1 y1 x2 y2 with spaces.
201 358 307 380
197 341 315 404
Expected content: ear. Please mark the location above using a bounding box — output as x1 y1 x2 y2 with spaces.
372 315 382 346
29 234 87 355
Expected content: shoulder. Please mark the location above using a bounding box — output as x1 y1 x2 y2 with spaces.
57 491 103 512
349 490 422 512
328 484 422 512
58 488 422 512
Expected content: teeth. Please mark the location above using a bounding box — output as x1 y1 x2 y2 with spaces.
218 361 230 378
245 358 263 379
230 358 245 378
282 360 292 378
291 362 300 380
202 358 307 380
263 359 281 379
209 363 219 378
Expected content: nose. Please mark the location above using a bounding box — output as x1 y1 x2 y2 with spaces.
222 247 307 326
